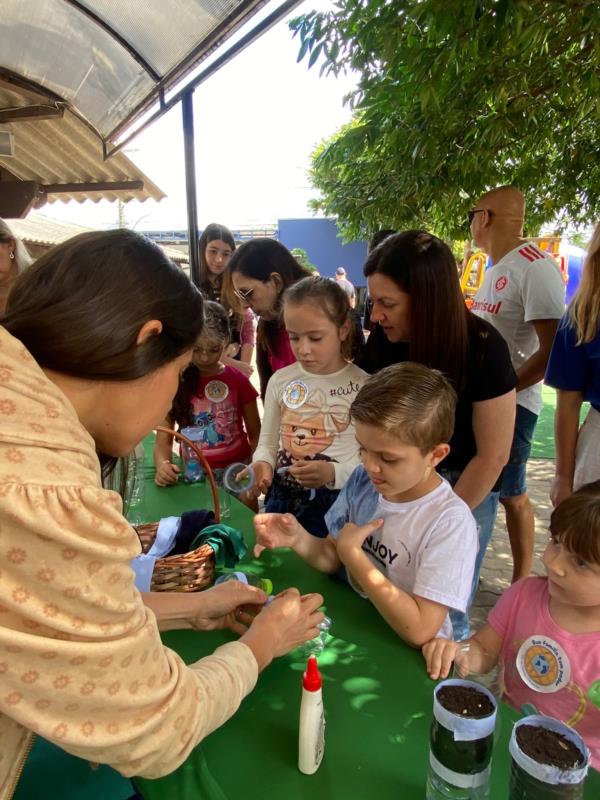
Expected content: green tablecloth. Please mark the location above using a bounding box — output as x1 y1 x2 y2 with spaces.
134 478 600 799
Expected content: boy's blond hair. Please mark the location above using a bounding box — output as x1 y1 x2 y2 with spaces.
550 480 600 565
350 362 457 454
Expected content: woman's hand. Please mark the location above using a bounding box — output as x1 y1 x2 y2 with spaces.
288 459 335 489
155 460 180 486
241 588 324 669
550 474 572 507
251 461 273 497
422 638 461 680
253 512 303 557
189 581 268 635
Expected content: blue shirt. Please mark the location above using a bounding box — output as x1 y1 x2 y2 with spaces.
545 314 600 411
324 465 380 534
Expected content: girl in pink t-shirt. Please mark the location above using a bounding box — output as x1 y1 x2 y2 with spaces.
154 302 260 495
422 481 600 769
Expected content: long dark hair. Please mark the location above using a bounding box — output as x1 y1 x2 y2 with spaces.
3 228 203 483
364 230 479 391
229 238 310 354
170 301 230 428
198 223 236 296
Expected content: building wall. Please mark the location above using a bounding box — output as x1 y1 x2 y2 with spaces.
278 218 368 287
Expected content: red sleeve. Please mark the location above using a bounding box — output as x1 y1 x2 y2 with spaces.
240 308 256 345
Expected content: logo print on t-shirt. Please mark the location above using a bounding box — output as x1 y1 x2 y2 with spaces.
282 380 308 410
516 635 570 693
495 276 508 292
205 380 229 403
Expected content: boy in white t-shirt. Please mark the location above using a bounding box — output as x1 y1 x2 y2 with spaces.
254 362 478 646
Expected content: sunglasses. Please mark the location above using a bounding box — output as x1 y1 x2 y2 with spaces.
468 209 486 224
234 287 254 302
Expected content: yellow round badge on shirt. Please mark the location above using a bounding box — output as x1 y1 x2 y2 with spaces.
516 635 570 693
205 380 229 403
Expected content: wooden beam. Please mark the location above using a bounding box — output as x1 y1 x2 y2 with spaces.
41 180 144 194
0 105 64 122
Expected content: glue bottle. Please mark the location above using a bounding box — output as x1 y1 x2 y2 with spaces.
298 655 325 775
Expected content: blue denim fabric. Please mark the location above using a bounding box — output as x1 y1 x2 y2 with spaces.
439 468 500 641
500 404 539 498
265 476 339 538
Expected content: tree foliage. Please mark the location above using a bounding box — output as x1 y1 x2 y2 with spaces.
291 0 600 240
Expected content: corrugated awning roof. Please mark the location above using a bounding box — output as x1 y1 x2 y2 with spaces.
7 212 188 263
0 85 165 205
0 0 265 145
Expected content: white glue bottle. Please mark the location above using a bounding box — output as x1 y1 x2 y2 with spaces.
298 654 325 775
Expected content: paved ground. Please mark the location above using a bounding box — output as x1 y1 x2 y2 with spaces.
470 458 555 632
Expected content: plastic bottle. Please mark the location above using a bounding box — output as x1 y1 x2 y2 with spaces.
296 616 332 658
223 462 255 494
214 571 273 596
126 442 146 524
298 655 325 775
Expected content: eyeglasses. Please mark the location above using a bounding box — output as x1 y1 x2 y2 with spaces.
234 287 254 302
468 209 486 224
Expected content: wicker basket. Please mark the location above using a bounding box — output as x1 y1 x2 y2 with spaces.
134 426 221 592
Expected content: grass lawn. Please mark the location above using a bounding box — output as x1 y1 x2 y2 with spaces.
531 385 589 460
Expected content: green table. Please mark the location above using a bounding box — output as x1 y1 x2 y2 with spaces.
135 478 600 799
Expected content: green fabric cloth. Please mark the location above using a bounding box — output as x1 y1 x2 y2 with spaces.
189 523 247 567
135 478 600 800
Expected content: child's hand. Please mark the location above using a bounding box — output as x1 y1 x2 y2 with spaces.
251 461 273 497
155 460 180 486
253 512 303 557
336 518 383 561
288 460 335 489
422 638 461 680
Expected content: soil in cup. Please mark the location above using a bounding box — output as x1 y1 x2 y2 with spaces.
516 726 585 770
437 685 495 719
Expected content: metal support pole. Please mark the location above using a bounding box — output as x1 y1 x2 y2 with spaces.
182 90 200 285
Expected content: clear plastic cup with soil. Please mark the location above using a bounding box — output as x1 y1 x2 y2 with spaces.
509 715 590 799
451 644 505 706
426 678 497 800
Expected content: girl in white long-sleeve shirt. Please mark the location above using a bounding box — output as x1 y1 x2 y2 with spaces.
252 276 368 537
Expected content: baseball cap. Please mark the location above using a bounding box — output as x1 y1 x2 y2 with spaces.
335 267 346 276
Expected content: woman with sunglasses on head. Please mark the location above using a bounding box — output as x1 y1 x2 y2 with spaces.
229 239 312 397
358 230 517 641
0 229 324 799
198 223 256 377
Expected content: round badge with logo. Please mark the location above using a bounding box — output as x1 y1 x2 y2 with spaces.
283 380 308 410
205 380 229 403
495 275 508 292
516 635 570 693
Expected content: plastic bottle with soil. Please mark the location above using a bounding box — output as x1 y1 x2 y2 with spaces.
509 715 589 799
426 679 497 800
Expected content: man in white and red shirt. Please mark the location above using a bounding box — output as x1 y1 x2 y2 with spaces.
470 186 565 583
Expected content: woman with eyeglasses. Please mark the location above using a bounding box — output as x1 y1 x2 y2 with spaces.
358 230 517 641
229 239 312 397
198 223 256 377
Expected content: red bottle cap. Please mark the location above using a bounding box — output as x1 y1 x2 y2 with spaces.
302 654 322 692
